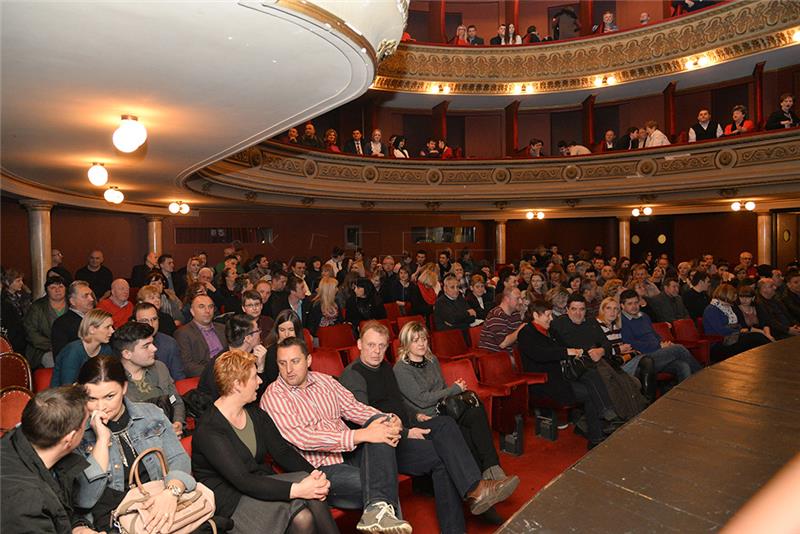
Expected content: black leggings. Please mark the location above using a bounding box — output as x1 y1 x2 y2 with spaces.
570 368 616 443
457 404 500 472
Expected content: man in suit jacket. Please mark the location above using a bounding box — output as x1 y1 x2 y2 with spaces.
174 294 228 377
130 252 158 288
342 129 366 155
51 280 95 357
614 127 641 150
285 275 312 328
466 25 484 45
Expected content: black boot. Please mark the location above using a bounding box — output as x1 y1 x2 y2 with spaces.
637 356 657 403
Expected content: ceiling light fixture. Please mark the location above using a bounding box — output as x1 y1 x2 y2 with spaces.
731 200 756 211
745 201 756 211
536 211 545 220
792 29 800 42
168 201 191 214
594 74 617 87
731 201 742 211
87 163 108 186
632 206 653 217
526 210 534 220
104 186 124 204
112 114 147 153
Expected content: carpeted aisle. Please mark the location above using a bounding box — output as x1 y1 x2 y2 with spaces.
400 418 588 533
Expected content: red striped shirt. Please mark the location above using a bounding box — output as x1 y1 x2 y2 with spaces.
261 371 381 467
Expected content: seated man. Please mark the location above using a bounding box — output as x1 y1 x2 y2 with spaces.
682 271 711 319
263 337 411 533
113 321 185 437
174 294 228 377
646 277 690 323
620 290 701 382
478 287 524 362
132 302 186 380
1 385 91 533
340 321 519 533
434 274 477 334
96 278 133 328
756 277 800 339
782 271 800 322
51 280 95 357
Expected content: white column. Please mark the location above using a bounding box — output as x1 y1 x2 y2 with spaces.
618 216 631 259
21 200 54 299
145 216 163 256
495 219 507 265
757 212 772 265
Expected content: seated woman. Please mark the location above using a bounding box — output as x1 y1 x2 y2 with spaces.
596 297 656 402
74 356 201 532
263 309 305 385
566 274 582 294
517 300 619 450
193 350 338 534
703 283 771 362
466 274 490 320
392 135 410 158
345 277 386 336
438 139 454 159
323 128 340 153
393 321 508 479
448 24 468 45
390 265 412 313
214 267 244 315
307 277 342 337
734 284 773 340
723 104 755 136
526 271 548 301
51 309 114 387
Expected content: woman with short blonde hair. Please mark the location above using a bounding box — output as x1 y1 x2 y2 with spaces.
51 309 114 387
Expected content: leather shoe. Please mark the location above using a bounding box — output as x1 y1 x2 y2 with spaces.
466 476 520 515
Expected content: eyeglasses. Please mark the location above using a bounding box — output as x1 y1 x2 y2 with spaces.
137 317 158 324
248 329 262 336
243 302 262 309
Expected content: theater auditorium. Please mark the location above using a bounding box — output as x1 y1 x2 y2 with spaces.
1 0 799 532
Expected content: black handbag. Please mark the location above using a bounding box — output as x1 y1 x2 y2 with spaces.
436 390 480 422
560 355 594 381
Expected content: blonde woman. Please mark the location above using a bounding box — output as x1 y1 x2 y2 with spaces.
308 277 342 336
449 262 469 295
50 309 114 386
449 24 468 45
409 264 441 318
601 278 624 300
393 321 508 480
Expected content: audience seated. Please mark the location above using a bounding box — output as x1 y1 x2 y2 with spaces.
48 248 73 284
262 337 412 532
343 129 366 155
0 385 90 532
324 128 341 153
392 135 410 158
113 321 186 436
50 309 114 387
175 294 228 377
51 280 95 357
782 271 800 322
466 24 484 45
434 274 477 334
419 138 441 158
449 24 468 45
478 288 524 360
133 302 186 380
261 309 304 387
368 129 388 157
702 284 771 362
592 10 618 33
598 129 617 152
23 274 66 369
340 321 520 532
299 122 324 149
723 104 755 136
683 271 712 319
96 278 133 328
73 356 198 532
755 277 800 339
646 277 690 323
74 249 113 300
688 108 723 142
523 25 541 43
136 283 178 336
192 349 338 533
619 289 701 382
643 120 671 147
1 271 36 356
489 24 506 45
765 93 799 130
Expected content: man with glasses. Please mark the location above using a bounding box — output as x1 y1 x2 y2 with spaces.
241 289 274 343
133 302 185 380
736 251 758 280
198 313 267 404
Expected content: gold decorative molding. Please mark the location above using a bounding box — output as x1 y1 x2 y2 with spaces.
183 130 800 213
372 0 800 95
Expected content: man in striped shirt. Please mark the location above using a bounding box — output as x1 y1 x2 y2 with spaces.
478 287 524 366
262 337 412 533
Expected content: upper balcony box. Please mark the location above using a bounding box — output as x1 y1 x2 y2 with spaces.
372 0 800 96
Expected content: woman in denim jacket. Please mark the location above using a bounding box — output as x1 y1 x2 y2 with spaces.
74 355 196 533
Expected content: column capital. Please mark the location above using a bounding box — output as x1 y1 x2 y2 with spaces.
20 199 55 211
494 219 508 224
617 216 631 222
143 215 164 223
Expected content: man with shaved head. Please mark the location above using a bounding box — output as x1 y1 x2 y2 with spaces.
75 249 113 299
97 278 133 328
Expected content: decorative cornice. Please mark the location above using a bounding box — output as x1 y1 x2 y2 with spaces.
182 129 800 213
372 0 800 95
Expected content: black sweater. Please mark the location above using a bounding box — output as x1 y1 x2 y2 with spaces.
192 405 313 518
517 323 575 403
340 360 411 437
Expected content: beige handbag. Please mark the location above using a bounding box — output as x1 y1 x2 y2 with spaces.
112 447 216 534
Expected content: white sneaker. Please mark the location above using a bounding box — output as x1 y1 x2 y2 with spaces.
356 501 412 533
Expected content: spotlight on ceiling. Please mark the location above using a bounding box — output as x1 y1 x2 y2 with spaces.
168 201 191 214
87 163 108 186
642 206 653 216
112 114 147 153
536 211 545 220
744 201 756 211
104 186 124 204
526 210 534 220
731 201 742 211
631 208 640 217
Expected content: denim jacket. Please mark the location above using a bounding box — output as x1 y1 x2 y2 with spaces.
75 398 196 512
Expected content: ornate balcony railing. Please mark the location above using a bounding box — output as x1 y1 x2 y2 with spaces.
184 128 800 214
372 0 800 95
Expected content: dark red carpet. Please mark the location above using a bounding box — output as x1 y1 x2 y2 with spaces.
333 417 588 533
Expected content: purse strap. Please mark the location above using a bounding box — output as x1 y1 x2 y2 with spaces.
127 447 169 491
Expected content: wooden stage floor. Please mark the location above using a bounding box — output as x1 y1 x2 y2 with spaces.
501 336 800 533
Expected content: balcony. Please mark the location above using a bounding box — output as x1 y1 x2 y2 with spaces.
184 128 800 215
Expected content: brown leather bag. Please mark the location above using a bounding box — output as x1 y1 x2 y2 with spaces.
112 447 216 534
